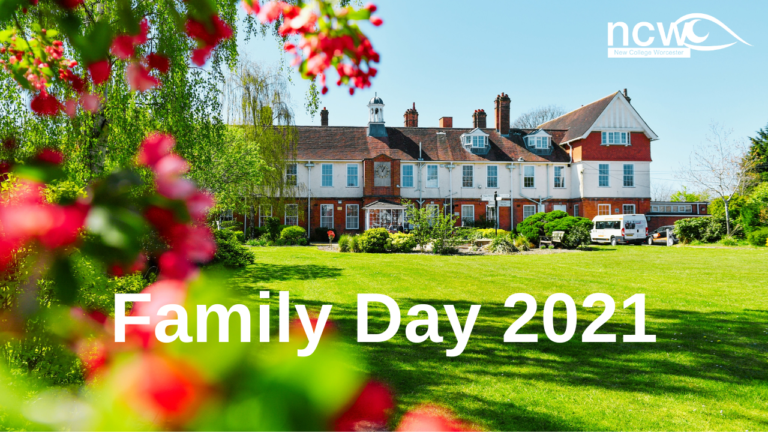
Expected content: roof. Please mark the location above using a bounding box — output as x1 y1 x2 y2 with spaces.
363 199 407 209
295 126 571 163
537 92 618 143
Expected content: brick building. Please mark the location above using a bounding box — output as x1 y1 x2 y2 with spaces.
260 89 672 237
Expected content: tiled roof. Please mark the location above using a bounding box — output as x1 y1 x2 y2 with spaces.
295 126 571 163
537 92 619 143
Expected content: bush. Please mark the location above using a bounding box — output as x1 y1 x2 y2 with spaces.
212 229 256 267
464 217 495 229
476 228 509 239
512 234 531 251
516 210 569 245
360 228 390 253
719 236 739 246
351 235 362 252
747 227 768 247
674 217 727 243
264 217 282 241
281 226 307 243
314 227 337 242
562 225 591 249
387 233 416 253
297 237 308 246
338 234 351 252
453 227 477 242
545 216 592 237
489 235 517 253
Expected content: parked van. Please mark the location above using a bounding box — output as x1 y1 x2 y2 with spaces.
591 214 648 246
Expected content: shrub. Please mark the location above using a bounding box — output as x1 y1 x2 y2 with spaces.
476 228 509 239
212 229 256 267
674 217 727 243
297 237 308 246
464 217 495 229
314 227 337 242
512 234 531 251
387 233 416 253
281 226 307 243
351 235 362 252
516 210 569 244
562 225 591 249
720 236 739 246
545 216 592 237
338 234 351 252
264 217 282 241
489 235 517 253
747 227 768 247
360 228 390 253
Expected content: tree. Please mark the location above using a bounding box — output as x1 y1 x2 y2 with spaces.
669 186 710 202
403 201 460 254
512 105 566 129
748 123 768 183
678 123 757 236
651 182 674 201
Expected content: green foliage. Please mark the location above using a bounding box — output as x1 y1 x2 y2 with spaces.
670 186 710 203
338 234 351 252
281 226 307 243
263 217 281 241
360 228 390 253
545 216 593 237
453 227 477 242
709 195 748 221
475 228 509 239
387 233 416 253
212 229 255 267
350 235 362 253
748 123 768 183
463 217 495 229
562 225 591 249
674 217 728 243
513 235 532 251
489 235 517 253
747 227 768 247
403 201 460 254
515 210 569 244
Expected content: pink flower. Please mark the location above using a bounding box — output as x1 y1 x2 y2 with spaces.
396 406 473 432
147 53 170 73
137 133 175 168
242 0 260 14
123 280 188 347
168 224 215 263
80 93 99 113
365 3 377 12
36 148 64 165
156 176 196 200
185 191 215 223
126 63 159 92
370 16 383 26
88 60 111 85
30 92 62 116
334 381 394 431
191 47 213 67
65 99 78 118
159 251 198 280
257 1 286 23
111 35 136 59
154 154 189 178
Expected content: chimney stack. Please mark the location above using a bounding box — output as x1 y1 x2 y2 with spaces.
623 88 631 103
404 102 419 127
472 109 487 129
320 107 329 126
439 117 453 128
494 93 511 135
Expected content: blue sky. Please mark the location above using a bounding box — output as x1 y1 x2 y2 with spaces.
239 0 768 192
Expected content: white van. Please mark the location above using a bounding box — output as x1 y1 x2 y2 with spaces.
591 214 648 246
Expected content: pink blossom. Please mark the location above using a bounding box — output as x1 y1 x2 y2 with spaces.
138 133 175 168
126 63 159 92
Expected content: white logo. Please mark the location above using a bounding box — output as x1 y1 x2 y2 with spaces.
608 13 750 58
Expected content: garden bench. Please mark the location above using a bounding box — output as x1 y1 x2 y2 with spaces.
540 231 565 248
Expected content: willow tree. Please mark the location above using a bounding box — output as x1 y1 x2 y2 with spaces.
212 61 301 231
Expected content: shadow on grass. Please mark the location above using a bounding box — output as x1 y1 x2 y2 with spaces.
228 262 343 288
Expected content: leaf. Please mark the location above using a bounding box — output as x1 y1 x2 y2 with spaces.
0 0 26 22
51 256 79 305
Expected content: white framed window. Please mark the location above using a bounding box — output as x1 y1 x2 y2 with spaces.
426 164 438 188
623 164 634 187
402 164 414 188
598 164 610 187
651 205 659 212
346 164 359 187
472 136 485 148
346 204 359 229
461 205 474 225
536 136 549 149
487 165 498 188
465 136 472 145
623 204 635 214
285 204 299 226
486 205 496 222
523 166 535 188
598 204 610 216
321 164 333 187
682 205 692 213
574 204 579 217
286 163 298 186
320 204 334 228
221 209 234 222
462 165 474 188
259 205 272 226
523 205 536 220
554 166 565 188
601 131 629 145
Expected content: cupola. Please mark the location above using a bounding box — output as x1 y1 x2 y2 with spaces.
367 92 387 137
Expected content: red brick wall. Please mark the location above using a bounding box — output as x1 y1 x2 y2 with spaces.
648 215 708 231
571 132 651 162
364 155 400 197
310 198 365 237
448 199 512 230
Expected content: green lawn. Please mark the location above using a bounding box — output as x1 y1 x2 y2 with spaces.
227 245 768 431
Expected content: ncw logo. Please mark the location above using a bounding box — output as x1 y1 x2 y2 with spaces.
608 13 750 58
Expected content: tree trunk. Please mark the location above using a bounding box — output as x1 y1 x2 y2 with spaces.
724 199 731 237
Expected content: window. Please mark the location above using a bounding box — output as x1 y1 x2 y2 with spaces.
259 205 272 227
595 221 621 229
426 204 439 225
601 131 628 145
346 204 359 229
321 164 333 187
554 166 565 188
523 166 535 188
320 204 334 228
472 136 485 148
462 165 473 188
623 164 634 187
465 136 472 145
682 205 692 213
574 204 579 217
286 164 297 186
598 204 610 216
523 205 536 220
285 204 299 226
426 165 438 188
623 204 636 214
346 164 359 187
486 205 496 222
221 209 234 222
536 136 548 149
487 165 498 188
402 165 414 188
461 205 474 225
651 205 659 212
598 164 610 187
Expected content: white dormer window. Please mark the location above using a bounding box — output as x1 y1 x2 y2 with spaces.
460 129 489 153
601 131 629 145
472 136 486 148
525 130 551 149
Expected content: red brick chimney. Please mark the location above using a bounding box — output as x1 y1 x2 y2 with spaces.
472 109 487 129
494 93 510 135
404 103 418 127
320 107 329 126
439 117 453 128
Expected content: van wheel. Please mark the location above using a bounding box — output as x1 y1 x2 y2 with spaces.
647 237 654 245
610 237 618 246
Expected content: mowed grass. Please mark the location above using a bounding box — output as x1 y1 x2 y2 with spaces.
226 245 768 431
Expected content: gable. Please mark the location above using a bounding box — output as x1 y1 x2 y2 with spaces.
588 95 658 140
